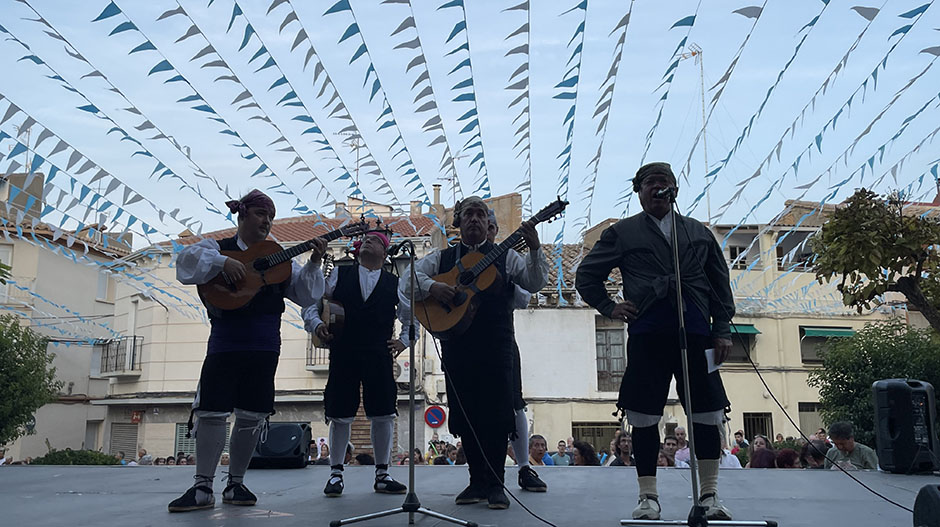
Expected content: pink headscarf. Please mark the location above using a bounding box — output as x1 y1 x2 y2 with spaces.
225 189 276 217
351 231 390 256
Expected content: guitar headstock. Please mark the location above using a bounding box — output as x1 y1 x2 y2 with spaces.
339 219 370 238
530 197 569 225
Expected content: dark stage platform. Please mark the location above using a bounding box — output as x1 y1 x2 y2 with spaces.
0 464 933 526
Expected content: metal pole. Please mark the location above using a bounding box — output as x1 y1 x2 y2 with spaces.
670 198 701 507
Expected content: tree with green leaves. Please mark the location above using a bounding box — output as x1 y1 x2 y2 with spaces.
811 188 940 333
807 319 940 447
0 314 61 445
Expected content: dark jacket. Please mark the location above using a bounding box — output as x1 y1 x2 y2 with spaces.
575 212 735 339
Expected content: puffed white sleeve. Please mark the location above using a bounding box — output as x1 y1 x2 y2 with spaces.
175 238 226 285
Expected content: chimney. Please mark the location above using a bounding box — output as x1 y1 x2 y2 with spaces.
334 202 347 218
410 200 422 216
432 184 441 206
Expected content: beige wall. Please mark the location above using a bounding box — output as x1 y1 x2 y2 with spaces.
1 237 117 460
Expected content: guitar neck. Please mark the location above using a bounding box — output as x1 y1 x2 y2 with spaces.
261 229 346 267
465 229 527 279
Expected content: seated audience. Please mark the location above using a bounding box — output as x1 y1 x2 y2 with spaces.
748 448 777 468
571 441 600 466
824 421 879 470
775 448 800 469
800 440 829 469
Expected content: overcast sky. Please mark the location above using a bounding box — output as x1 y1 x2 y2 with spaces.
2 0 939 247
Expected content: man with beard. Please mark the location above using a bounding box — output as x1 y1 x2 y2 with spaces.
403 197 547 509
169 189 325 512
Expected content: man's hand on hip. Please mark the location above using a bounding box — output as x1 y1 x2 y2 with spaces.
610 301 638 323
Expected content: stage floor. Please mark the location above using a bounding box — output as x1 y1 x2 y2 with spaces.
0 464 934 526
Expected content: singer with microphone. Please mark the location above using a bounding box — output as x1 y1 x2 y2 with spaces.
575 162 736 521
302 230 414 498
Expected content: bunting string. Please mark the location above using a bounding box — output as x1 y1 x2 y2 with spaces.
437 0 491 198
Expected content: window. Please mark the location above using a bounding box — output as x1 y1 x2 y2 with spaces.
595 316 625 392
109 423 138 457
726 324 760 363
175 422 231 456
728 246 748 270
0 244 11 302
798 402 823 438
776 245 814 272
572 422 621 456
799 326 855 363
743 412 773 443
96 270 115 302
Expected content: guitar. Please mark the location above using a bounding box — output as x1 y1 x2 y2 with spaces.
198 220 368 311
415 198 568 339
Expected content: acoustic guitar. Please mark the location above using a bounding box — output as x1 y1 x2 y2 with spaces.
197 221 368 311
415 198 568 339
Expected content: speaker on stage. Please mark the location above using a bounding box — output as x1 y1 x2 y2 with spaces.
248 422 311 469
872 379 938 474
914 484 940 527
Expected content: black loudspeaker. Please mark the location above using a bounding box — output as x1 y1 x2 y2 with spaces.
872 379 938 474
248 422 311 469
914 485 940 527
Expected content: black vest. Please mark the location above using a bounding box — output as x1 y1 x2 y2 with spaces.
331 263 399 352
203 236 288 320
439 242 515 341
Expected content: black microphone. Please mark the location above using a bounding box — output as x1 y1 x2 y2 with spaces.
387 241 409 256
654 187 675 199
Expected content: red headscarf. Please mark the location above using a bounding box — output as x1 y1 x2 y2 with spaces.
226 189 276 217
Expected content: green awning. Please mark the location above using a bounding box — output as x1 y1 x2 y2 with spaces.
803 327 855 338
731 324 761 335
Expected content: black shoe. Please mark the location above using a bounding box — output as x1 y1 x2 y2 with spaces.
487 487 510 510
324 474 344 497
168 485 214 513
222 482 257 506
455 483 487 505
518 466 547 492
374 473 407 494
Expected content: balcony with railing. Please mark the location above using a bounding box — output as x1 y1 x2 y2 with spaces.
306 334 329 373
100 335 143 378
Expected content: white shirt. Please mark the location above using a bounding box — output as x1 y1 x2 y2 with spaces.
720 450 743 468
646 210 674 244
175 236 324 309
403 244 549 302
302 264 415 348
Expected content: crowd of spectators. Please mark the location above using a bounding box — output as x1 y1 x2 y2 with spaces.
1 421 877 472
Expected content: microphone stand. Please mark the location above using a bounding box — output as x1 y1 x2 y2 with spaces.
331 240 476 527
621 192 775 527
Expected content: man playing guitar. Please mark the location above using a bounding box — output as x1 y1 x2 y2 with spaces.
303 230 412 497
169 189 326 512
403 196 547 510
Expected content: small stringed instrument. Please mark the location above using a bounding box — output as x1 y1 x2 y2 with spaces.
415 198 568 339
198 220 368 311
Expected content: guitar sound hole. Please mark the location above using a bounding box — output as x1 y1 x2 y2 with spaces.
254 259 270 271
458 271 474 286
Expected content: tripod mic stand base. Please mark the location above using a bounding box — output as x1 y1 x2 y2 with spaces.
330 495 478 527
621 518 777 526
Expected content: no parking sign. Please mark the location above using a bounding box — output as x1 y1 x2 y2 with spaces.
424 405 446 428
